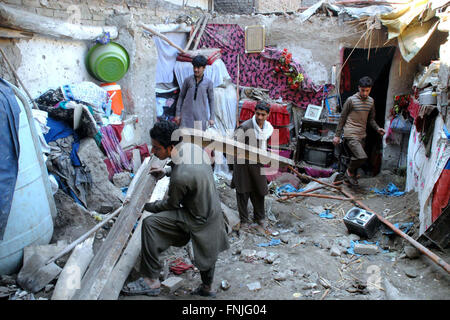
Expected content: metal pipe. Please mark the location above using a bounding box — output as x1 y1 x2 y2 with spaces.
340 188 450 274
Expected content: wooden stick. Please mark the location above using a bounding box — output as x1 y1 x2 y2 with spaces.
236 54 240 128
46 206 123 265
0 47 39 110
184 15 204 51
278 181 343 201
138 22 186 54
289 165 343 191
340 188 450 274
193 14 209 50
280 192 352 201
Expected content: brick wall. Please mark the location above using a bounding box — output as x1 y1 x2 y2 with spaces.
214 0 255 14
2 0 197 26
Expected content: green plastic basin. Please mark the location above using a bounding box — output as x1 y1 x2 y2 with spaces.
86 42 130 82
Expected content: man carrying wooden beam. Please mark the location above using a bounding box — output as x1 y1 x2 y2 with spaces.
122 120 229 297
231 101 274 234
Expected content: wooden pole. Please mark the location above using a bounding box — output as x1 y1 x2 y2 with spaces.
138 22 186 54
0 47 39 110
184 15 204 51
340 188 450 274
280 192 352 201
278 181 343 201
193 14 209 50
236 54 240 128
289 165 342 191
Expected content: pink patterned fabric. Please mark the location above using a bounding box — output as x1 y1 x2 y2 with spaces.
198 24 328 109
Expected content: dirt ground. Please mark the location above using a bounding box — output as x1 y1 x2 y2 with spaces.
5 170 448 301
118 171 450 301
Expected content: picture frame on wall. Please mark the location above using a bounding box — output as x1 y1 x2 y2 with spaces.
304 104 322 121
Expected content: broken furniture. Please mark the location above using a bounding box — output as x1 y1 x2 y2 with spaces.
295 118 337 168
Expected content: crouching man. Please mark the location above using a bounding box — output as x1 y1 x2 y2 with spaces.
122 120 229 297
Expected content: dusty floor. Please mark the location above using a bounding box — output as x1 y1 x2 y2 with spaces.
3 171 448 301
118 171 450 301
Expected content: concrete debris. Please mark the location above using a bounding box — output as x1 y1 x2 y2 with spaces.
0 275 16 286
162 277 184 293
239 249 257 262
264 252 279 264
354 243 379 255
404 267 418 278
404 245 420 259
112 172 132 188
256 250 268 260
246 281 261 291
280 235 289 244
273 270 293 281
330 245 342 257
44 284 54 293
348 234 361 242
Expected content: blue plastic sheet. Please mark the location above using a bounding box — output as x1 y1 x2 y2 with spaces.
319 209 335 219
371 182 405 197
382 222 414 235
257 238 282 247
276 184 304 196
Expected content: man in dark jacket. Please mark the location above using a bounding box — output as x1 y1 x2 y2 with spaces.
123 120 229 297
231 101 273 234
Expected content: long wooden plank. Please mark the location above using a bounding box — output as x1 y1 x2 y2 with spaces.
178 127 295 167
184 15 204 51
98 176 170 300
72 156 162 300
0 3 118 40
193 14 209 50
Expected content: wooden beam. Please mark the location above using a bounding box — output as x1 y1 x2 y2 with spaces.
178 127 295 167
138 22 186 54
0 26 33 39
72 156 164 300
0 3 118 40
98 176 170 300
184 15 204 51
193 14 209 50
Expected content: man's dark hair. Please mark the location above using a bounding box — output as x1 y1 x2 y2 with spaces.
192 55 208 67
255 101 270 113
149 120 179 148
359 76 373 87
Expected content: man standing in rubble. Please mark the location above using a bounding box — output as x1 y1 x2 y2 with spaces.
332 76 385 185
231 101 274 234
122 120 229 297
174 55 215 131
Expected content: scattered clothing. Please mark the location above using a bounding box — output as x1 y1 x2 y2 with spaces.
381 222 414 235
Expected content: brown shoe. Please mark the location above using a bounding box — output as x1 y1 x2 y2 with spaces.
345 169 358 186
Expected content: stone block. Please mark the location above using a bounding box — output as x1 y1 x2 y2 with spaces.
4 0 23 6
354 243 379 255
161 277 184 292
22 0 40 7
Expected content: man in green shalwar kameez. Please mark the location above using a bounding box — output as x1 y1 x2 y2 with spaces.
123 120 229 297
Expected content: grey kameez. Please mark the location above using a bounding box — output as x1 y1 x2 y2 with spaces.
141 143 229 277
176 75 215 130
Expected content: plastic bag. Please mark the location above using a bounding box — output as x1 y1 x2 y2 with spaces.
390 114 412 133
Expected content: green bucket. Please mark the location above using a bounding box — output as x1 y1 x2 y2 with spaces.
86 42 130 82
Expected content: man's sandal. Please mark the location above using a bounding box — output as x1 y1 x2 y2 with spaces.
122 277 161 296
